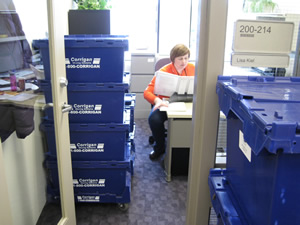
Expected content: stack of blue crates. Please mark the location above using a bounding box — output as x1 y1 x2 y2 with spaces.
34 35 135 206
209 76 300 225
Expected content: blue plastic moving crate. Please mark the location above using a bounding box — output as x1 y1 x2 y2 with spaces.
47 176 131 203
46 159 132 203
40 81 129 123
208 169 247 225
32 35 128 82
215 76 300 225
40 121 130 161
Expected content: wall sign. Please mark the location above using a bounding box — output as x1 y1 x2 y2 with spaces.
231 53 290 68
233 20 294 54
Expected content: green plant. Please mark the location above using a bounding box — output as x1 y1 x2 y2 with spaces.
73 0 111 10
243 0 277 13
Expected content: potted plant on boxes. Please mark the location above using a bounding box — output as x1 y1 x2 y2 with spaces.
68 0 112 35
73 0 111 10
243 0 277 13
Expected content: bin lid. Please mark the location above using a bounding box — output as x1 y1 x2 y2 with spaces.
33 35 129 51
64 35 129 50
217 76 300 155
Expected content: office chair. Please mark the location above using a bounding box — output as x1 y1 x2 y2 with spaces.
148 57 171 145
154 57 171 72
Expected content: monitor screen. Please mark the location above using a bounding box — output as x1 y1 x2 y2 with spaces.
68 10 110 35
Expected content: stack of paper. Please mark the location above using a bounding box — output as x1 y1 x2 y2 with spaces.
154 71 194 96
160 102 186 112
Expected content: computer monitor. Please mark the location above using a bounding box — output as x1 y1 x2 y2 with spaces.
68 10 110 35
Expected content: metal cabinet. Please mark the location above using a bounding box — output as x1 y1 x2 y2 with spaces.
130 53 155 118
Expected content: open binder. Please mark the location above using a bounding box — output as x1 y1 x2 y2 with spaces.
154 71 194 97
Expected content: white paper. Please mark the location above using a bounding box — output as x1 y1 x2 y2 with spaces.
167 102 187 111
0 93 37 102
0 86 12 91
160 102 186 112
25 83 39 90
15 69 34 78
30 64 45 80
154 71 194 96
177 77 188 94
179 76 194 94
0 79 10 85
154 71 179 96
0 68 36 79
186 77 194 94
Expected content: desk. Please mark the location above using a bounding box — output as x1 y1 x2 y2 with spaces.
1 93 47 225
163 102 193 182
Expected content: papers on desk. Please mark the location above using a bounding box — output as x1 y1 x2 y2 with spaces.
160 102 187 112
0 68 36 80
154 71 194 97
0 79 10 85
0 83 39 91
0 92 37 101
30 64 45 80
0 86 12 91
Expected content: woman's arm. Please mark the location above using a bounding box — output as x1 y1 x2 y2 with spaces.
143 75 157 105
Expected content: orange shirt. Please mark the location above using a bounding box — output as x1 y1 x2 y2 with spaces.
144 62 195 105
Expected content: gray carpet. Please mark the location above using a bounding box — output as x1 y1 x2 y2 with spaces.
36 118 217 225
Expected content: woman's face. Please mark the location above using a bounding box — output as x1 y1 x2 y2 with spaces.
174 53 189 72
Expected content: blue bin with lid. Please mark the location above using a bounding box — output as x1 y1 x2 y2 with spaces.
45 154 133 203
214 76 300 225
208 169 247 225
47 176 131 204
32 35 128 82
40 121 131 161
40 80 129 123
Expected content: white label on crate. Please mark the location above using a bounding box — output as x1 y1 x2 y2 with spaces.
77 196 100 202
70 143 104 153
65 57 101 69
70 104 102 115
73 179 105 187
239 130 252 162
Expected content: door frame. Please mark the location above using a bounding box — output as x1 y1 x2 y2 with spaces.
186 0 228 224
47 0 76 224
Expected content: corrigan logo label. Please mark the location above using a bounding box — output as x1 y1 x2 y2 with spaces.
73 178 105 187
65 57 101 69
69 104 102 115
70 143 104 153
77 196 100 202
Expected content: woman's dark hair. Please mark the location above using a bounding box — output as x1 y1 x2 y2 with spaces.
170 44 190 63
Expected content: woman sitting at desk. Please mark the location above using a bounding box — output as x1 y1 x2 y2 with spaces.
144 44 195 160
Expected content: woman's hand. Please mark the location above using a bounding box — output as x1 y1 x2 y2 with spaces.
153 97 169 111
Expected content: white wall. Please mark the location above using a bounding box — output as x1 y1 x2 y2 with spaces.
13 0 49 47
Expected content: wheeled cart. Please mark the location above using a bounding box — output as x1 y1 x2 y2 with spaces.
35 35 135 211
